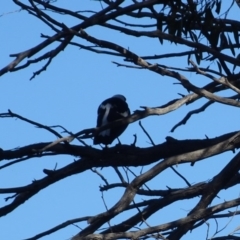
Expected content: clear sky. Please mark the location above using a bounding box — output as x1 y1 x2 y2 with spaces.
1 1 240 240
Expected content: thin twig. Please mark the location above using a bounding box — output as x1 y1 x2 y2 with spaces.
139 120 155 146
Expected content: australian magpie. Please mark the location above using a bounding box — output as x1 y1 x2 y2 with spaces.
93 94 130 145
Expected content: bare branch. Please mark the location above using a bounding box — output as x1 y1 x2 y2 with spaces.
25 217 90 240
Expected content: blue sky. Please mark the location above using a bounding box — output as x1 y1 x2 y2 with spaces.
1 1 240 240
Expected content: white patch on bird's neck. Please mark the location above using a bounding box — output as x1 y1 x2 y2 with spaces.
99 103 112 136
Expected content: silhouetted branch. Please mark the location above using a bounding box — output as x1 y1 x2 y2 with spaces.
171 100 214 132
0 110 62 138
73 197 240 240
25 216 90 240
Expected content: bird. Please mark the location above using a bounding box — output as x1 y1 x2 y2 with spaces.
93 94 130 145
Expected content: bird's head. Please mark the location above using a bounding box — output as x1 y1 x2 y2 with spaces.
112 94 126 102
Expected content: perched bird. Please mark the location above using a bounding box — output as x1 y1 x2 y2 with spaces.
94 94 130 145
